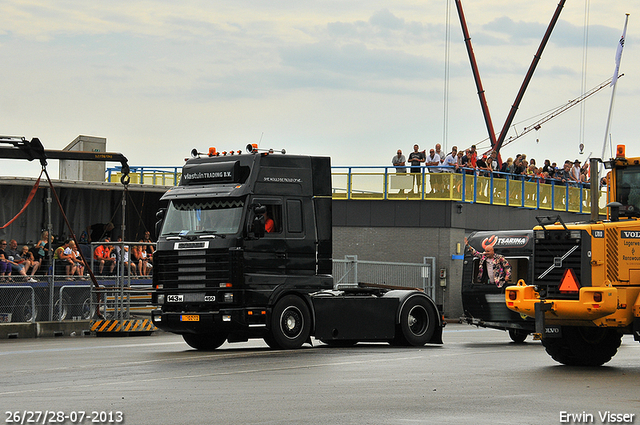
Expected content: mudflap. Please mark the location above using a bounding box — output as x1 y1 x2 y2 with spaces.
535 301 561 340
634 318 640 342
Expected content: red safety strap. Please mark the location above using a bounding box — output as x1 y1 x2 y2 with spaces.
0 170 43 229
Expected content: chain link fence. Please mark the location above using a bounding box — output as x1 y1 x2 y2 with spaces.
333 255 436 299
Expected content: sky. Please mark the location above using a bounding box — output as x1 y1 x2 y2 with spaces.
0 1 638 179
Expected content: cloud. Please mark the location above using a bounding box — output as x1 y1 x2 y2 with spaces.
480 17 619 48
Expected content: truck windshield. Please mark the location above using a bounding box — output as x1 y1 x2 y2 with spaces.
615 165 640 217
161 198 244 236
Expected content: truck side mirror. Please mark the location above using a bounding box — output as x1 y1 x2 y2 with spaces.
252 205 266 238
155 208 166 237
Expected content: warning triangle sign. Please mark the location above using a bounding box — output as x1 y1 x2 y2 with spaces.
559 268 580 293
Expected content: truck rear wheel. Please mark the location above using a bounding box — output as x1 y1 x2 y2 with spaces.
542 326 622 366
265 295 311 349
12 292 38 323
53 293 71 321
183 333 228 351
394 296 437 346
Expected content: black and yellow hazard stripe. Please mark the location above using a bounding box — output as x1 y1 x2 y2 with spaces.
91 319 156 334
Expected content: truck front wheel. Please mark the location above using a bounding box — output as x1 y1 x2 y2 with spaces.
265 295 311 349
394 296 437 346
542 326 622 366
508 329 528 344
183 333 228 351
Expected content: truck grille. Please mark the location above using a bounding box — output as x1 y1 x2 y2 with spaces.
154 248 231 289
534 232 589 299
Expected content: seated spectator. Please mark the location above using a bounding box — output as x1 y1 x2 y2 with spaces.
94 238 116 275
0 252 11 280
21 245 40 276
68 240 85 277
0 239 36 282
54 240 76 276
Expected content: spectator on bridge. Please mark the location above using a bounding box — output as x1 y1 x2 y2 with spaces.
500 157 514 175
425 148 441 193
392 149 406 173
571 160 582 182
408 144 425 192
489 151 499 172
476 154 490 177
441 146 458 172
468 145 478 168
460 149 474 174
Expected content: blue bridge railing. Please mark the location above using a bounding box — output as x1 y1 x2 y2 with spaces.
106 165 606 214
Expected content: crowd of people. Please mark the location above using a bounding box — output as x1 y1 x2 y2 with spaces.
392 143 594 186
0 226 155 282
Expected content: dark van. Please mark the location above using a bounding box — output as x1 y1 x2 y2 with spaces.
461 230 535 342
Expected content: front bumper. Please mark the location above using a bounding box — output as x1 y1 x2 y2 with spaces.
505 281 618 321
151 308 267 335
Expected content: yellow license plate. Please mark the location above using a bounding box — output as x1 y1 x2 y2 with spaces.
180 315 200 322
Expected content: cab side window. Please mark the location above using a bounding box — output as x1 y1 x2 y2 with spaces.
286 199 303 233
264 205 282 234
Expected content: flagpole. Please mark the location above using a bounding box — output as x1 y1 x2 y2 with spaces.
600 13 629 169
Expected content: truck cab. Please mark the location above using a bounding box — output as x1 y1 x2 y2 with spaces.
151 149 333 349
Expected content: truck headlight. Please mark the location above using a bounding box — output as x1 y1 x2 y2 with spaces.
570 230 581 240
535 230 545 239
223 293 234 303
157 294 165 304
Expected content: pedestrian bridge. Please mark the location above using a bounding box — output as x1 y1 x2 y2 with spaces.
106 165 607 215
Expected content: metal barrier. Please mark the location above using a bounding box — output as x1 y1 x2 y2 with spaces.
333 256 436 299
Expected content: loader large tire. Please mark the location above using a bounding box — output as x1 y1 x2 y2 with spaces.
542 326 621 366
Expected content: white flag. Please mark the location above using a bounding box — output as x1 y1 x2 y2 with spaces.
611 15 629 87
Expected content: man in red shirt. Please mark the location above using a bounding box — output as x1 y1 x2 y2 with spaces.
94 237 116 275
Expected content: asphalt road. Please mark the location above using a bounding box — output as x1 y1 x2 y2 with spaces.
1 324 639 425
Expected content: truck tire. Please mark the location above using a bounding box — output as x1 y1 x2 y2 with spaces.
12 292 38 323
78 295 95 320
265 295 311 349
542 326 622 366
394 296 437 346
508 329 528 344
183 333 228 351
53 293 71 321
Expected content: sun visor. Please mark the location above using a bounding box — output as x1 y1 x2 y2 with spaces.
181 161 243 185
160 184 246 201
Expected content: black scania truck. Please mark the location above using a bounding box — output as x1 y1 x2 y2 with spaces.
151 146 443 350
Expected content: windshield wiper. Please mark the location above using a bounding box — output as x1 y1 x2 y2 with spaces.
194 230 226 239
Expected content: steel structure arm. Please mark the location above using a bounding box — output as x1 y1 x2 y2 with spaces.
0 137 130 181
